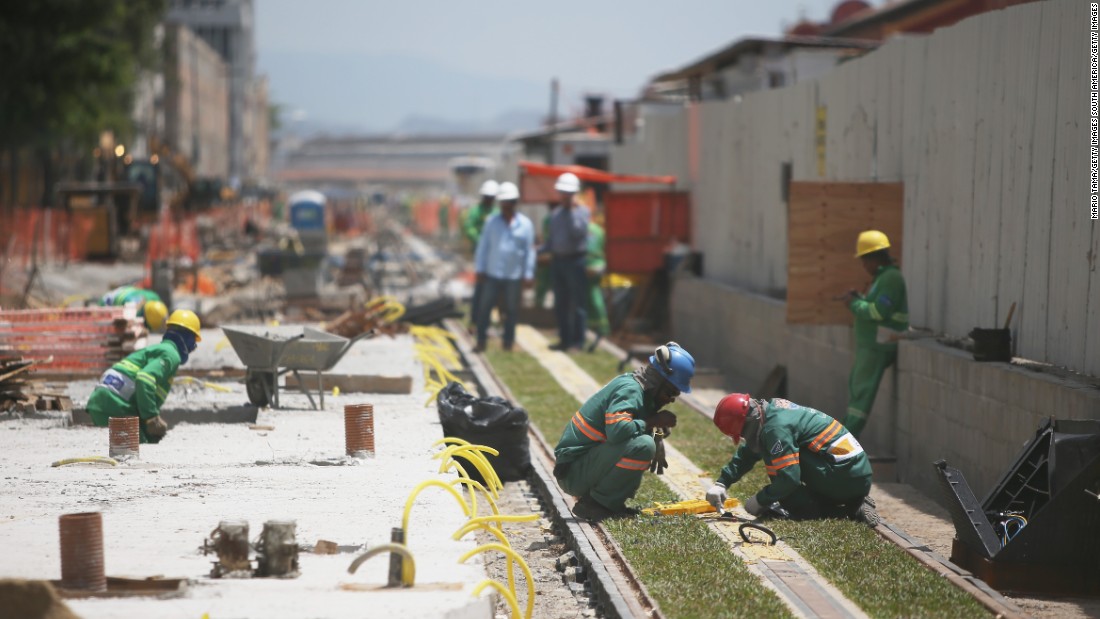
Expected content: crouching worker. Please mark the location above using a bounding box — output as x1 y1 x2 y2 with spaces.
99 285 169 333
553 342 695 520
87 310 202 443
705 394 879 526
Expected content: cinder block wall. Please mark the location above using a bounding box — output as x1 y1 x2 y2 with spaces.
671 275 1098 502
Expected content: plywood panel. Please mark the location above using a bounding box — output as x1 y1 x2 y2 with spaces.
787 182 904 324
1045 0 1091 370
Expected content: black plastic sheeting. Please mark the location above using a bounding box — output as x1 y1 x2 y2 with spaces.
436 381 531 485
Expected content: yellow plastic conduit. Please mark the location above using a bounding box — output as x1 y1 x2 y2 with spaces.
472 579 522 619
455 522 516 597
401 480 473 536
459 543 536 619
347 543 416 587
436 447 502 496
50 456 118 467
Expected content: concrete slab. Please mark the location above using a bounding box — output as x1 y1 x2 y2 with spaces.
0 332 493 619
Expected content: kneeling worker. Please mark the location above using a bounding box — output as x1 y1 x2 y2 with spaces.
86 309 202 443
705 394 878 525
554 343 695 520
100 285 168 333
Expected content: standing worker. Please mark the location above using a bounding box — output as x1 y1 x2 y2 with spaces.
585 218 609 351
554 343 695 520
705 394 879 525
472 182 535 352
545 173 589 351
464 180 499 328
533 202 559 310
86 310 202 443
100 285 168 333
839 230 908 437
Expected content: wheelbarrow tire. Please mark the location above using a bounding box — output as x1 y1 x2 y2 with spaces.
245 371 275 408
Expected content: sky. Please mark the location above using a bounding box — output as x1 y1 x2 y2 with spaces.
256 0 855 133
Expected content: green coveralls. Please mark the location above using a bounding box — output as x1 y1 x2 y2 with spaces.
86 341 181 443
717 399 873 519
553 374 658 510
845 264 908 437
586 222 609 337
100 286 162 315
534 211 553 309
462 203 494 250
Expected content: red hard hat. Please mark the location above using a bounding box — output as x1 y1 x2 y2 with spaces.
714 393 752 441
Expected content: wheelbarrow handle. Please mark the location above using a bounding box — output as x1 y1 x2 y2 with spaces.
348 329 378 346
272 333 307 367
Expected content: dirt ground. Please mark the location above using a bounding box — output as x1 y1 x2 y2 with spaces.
874 483 1100 619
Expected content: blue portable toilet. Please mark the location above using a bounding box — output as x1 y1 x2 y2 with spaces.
289 190 326 231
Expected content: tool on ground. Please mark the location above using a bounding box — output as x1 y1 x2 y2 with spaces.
643 498 779 545
254 520 299 578
205 520 252 578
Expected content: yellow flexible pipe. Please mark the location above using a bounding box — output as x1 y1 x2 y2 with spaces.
401 480 472 535
459 543 535 619
51 456 118 467
472 579 522 619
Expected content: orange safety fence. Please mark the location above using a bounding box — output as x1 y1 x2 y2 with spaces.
0 207 98 268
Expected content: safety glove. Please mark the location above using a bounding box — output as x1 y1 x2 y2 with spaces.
706 483 729 511
145 415 168 440
649 432 668 475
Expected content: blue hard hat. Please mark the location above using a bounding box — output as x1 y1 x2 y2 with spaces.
649 342 695 393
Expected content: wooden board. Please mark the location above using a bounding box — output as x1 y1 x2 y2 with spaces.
787 181 904 325
284 373 412 395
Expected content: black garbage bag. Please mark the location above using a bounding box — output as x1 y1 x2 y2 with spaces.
436 381 531 485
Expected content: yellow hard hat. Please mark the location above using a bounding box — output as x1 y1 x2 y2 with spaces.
143 300 168 331
855 230 891 258
166 309 202 341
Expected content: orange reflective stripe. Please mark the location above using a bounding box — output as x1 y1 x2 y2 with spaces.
765 453 800 476
571 412 606 442
605 414 634 425
810 421 842 452
615 457 650 471
604 411 632 422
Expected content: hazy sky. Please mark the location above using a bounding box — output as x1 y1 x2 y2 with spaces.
256 0 855 130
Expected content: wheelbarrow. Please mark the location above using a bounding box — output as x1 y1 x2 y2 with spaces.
221 325 376 410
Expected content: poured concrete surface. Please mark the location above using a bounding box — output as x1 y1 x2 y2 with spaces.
0 334 492 619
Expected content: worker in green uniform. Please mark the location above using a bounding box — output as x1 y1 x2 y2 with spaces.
839 230 909 437
464 181 498 326
533 203 558 310
554 342 695 520
585 219 609 350
100 285 168 332
706 393 879 525
86 309 202 444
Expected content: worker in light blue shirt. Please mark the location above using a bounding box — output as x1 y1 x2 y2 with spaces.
473 182 536 352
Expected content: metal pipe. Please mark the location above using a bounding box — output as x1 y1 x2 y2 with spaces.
108 416 139 459
59 512 106 591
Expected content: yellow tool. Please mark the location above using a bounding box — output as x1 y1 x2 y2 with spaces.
642 497 741 516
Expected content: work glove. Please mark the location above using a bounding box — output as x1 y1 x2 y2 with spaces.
144 415 168 440
706 483 729 512
649 434 668 475
646 410 677 432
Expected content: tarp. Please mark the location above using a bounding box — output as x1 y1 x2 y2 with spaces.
518 161 676 185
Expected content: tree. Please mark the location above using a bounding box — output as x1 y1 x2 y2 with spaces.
0 0 165 203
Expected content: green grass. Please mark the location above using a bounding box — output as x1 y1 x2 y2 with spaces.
485 348 794 619
550 347 991 619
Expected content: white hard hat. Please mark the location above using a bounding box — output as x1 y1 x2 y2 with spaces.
497 182 519 201
554 173 580 193
479 180 500 197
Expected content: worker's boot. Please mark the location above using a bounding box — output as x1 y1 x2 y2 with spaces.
572 495 615 521
852 496 880 527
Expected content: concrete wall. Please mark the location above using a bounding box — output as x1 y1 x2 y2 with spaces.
672 274 1100 502
614 0 1099 378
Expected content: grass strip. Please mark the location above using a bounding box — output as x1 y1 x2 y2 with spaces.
485 347 793 619
569 347 991 619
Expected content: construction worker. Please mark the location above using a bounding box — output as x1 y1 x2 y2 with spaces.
545 173 589 351
533 202 559 310
705 393 879 525
839 230 909 437
86 309 202 444
464 180 498 327
554 342 695 520
585 218 609 351
473 182 535 352
99 285 168 333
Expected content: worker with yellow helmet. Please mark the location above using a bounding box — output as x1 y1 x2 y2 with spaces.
99 285 169 332
86 309 202 443
839 231 909 437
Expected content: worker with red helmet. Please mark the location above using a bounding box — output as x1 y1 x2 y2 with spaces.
705 393 878 525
